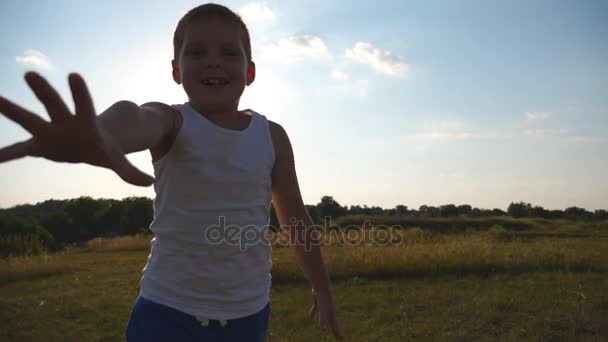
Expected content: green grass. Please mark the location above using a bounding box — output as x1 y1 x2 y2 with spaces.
1 229 607 341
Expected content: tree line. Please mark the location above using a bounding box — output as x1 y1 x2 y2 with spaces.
307 197 607 221
1 195 606 257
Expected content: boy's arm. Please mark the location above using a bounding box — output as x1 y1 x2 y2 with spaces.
0 72 177 186
269 121 344 340
98 100 178 156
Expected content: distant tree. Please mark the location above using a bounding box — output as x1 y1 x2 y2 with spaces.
40 212 74 245
457 204 472 216
408 208 420 216
305 205 321 224
7 199 66 220
439 204 458 217
529 205 548 218
395 205 409 216
564 206 592 220
481 209 498 216
594 209 608 220
122 197 154 234
96 200 130 235
469 207 482 217
367 206 384 216
64 196 109 241
508 202 531 218
317 196 347 219
346 205 382 216
491 208 507 216
0 212 55 254
348 205 364 216
384 208 397 216
419 205 440 217
547 210 564 219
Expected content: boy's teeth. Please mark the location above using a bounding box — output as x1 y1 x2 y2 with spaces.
203 78 228 85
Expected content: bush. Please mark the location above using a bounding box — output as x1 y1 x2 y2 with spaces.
488 224 511 242
0 235 47 257
332 215 535 232
0 212 55 256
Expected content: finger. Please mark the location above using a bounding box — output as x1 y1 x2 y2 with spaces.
331 319 345 340
68 73 96 121
24 72 72 122
319 312 330 332
110 153 154 186
308 304 318 320
309 290 318 320
326 308 345 340
0 96 48 134
0 139 34 162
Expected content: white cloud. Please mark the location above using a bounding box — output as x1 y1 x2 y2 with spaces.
15 49 53 70
524 128 572 139
526 111 550 121
239 2 276 22
565 135 604 144
523 128 603 144
262 35 329 62
524 129 545 136
331 69 349 81
345 42 408 77
415 120 509 142
433 121 467 131
524 128 567 136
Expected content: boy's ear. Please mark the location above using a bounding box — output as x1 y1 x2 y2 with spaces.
246 62 256 85
171 60 181 84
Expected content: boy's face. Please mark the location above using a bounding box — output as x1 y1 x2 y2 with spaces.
174 18 253 111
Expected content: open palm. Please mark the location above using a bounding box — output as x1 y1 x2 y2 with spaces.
0 72 153 186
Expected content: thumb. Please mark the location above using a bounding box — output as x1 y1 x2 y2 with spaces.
0 139 34 162
111 153 154 186
309 289 319 320
308 302 318 320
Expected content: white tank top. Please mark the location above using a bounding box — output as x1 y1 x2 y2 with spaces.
139 102 275 320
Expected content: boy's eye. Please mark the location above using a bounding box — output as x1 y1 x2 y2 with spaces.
187 49 205 56
223 51 240 57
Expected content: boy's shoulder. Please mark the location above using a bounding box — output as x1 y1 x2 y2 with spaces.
267 119 295 168
141 102 181 161
267 119 289 147
142 101 182 125
141 101 181 116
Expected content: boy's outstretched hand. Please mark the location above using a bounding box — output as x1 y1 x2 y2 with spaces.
0 72 153 186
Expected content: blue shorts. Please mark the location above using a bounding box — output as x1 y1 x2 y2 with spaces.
126 296 270 342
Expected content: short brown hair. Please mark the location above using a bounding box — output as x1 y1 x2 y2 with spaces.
173 3 252 62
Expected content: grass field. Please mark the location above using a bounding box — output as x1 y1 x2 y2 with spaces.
1 226 607 341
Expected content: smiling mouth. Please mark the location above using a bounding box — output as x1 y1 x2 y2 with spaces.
201 77 230 86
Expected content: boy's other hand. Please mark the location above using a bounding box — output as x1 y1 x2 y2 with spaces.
0 72 154 186
309 287 345 340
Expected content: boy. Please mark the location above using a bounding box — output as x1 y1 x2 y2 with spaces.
0 3 343 341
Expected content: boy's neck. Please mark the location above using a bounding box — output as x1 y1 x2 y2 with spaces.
190 102 239 118
189 101 251 130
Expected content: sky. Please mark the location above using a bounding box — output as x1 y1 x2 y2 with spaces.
1 0 607 211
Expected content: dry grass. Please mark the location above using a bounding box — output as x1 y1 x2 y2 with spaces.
2 228 606 286
271 227 608 281
0 251 78 286
84 234 151 252
1 227 607 341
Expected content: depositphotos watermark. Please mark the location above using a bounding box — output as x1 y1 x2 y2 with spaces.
202 216 404 251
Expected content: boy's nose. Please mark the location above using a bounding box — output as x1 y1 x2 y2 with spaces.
205 60 224 70
205 54 223 69
205 62 221 69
